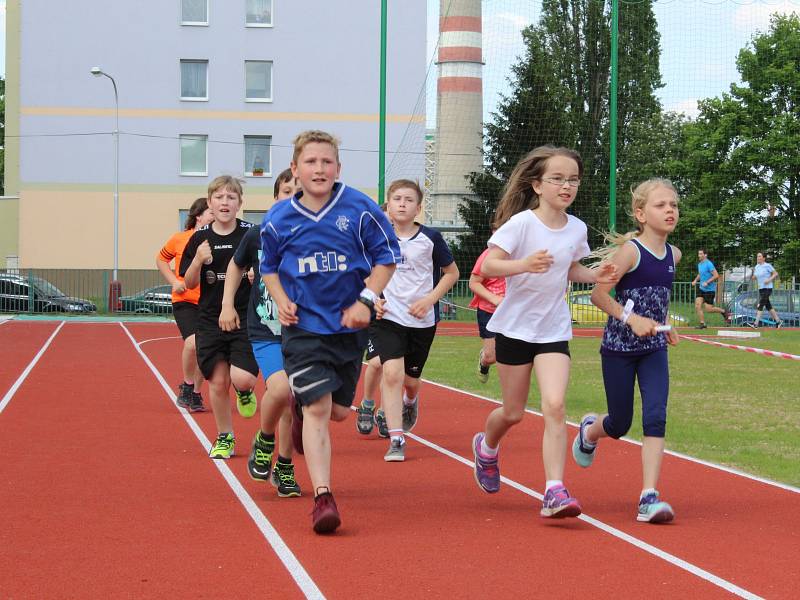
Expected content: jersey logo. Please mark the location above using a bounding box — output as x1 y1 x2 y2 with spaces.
297 251 348 274
335 215 350 232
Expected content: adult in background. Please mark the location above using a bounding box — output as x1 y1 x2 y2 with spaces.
691 248 727 329
749 252 783 328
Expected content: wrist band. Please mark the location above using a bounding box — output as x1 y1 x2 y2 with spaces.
620 299 634 324
360 288 379 304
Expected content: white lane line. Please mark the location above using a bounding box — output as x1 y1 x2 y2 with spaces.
405 430 763 600
0 321 64 415
120 323 325 600
138 335 182 345
422 378 800 494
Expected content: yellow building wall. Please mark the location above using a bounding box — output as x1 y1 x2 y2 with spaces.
0 198 20 265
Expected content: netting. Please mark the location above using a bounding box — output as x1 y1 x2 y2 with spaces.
384 0 800 322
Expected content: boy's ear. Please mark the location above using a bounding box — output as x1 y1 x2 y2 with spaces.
290 162 298 179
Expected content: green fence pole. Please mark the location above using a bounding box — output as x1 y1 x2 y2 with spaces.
378 0 388 205
609 0 619 233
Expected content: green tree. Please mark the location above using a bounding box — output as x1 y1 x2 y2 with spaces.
454 0 664 272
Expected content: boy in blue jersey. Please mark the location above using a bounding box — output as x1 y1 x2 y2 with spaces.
219 169 302 498
357 180 459 462
691 248 728 329
260 131 400 533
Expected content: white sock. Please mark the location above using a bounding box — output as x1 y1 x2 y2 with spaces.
403 393 417 406
545 480 563 491
640 488 657 499
480 437 498 456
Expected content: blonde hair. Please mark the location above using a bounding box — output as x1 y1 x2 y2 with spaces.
592 178 678 263
208 175 244 200
386 179 423 204
292 130 340 164
493 146 583 229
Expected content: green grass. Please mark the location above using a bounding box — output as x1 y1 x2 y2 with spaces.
423 331 800 487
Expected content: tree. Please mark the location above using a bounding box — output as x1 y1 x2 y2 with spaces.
453 0 664 272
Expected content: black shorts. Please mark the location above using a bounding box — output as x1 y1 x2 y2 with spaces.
476 309 496 339
757 288 773 311
696 289 716 305
195 325 259 380
495 333 570 366
173 302 199 340
282 326 367 407
367 319 436 379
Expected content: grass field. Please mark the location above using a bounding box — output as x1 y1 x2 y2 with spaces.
423 328 800 487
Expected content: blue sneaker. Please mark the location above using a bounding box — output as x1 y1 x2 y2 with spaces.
572 413 598 468
637 491 674 523
540 484 581 518
472 433 500 493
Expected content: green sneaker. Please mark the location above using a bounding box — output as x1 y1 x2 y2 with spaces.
209 433 235 459
271 461 302 497
247 433 274 482
236 389 258 418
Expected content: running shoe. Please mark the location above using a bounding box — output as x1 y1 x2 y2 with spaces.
477 350 490 384
540 484 581 518
747 322 759 329
775 321 783 329
247 432 274 482
374 408 389 438
312 488 341 533
637 491 675 523
694 323 707 330
209 433 235 460
402 397 419 432
271 462 301 497
472 433 500 493
356 399 375 435
188 391 206 413
176 382 193 409
384 438 406 462
290 395 304 455
236 389 258 418
571 413 598 468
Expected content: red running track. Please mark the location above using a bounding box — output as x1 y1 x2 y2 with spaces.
2 320 797 599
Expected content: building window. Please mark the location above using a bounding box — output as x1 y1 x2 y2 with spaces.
181 0 208 25
244 135 271 176
180 60 208 100
180 135 208 176
246 0 272 26
245 61 272 102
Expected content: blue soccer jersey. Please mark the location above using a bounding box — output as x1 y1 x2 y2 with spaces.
260 183 401 334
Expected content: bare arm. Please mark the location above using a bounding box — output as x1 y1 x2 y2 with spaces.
342 263 397 329
481 246 553 277
156 258 184 293
408 262 459 319
183 240 211 289
469 273 503 307
219 260 245 331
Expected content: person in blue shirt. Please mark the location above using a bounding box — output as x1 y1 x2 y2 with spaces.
749 252 782 328
260 130 400 534
691 249 728 329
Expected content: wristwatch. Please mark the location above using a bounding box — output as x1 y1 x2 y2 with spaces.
357 296 375 310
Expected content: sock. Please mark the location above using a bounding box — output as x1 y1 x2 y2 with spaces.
220 431 233 439
257 431 275 444
276 455 291 465
403 393 417 406
480 436 498 457
545 480 563 491
640 488 657 499
389 429 404 444
183 379 193 386
362 397 375 409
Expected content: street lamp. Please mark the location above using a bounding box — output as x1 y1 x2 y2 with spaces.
90 66 120 282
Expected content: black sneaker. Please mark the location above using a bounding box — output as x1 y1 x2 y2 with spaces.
775 321 783 329
271 461 301 497
176 383 193 409
247 433 275 482
374 408 389 438
694 323 707 330
188 391 205 412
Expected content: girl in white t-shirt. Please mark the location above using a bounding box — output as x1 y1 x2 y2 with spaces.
471 146 617 518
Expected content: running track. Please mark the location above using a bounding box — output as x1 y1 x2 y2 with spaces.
1 320 797 599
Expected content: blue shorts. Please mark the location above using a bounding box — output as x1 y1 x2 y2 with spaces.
251 340 284 381
476 309 496 339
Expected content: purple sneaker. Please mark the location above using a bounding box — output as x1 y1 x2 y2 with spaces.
472 433 500 493
540 484 582 518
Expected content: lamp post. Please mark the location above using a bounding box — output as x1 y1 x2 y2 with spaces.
90 67 120 281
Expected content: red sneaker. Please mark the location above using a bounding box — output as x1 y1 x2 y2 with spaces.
312 489 341 533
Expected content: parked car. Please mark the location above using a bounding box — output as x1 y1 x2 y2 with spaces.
119 284 173 314
727 289 800 327
0 273 97 314
569 290 688 326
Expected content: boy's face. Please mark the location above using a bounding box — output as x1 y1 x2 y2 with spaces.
386 187 421 225
276 177 300 201
208 186 242 224
291 142 341 202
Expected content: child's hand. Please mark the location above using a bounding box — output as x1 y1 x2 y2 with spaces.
595 262 620 285
172 280 186 294
277 300 299 326
408 298 434 320
491 294 504 307
341 301 371 329
218 305 240 332
375 298 387 319
627 314 658 337
666 327 680 346
523 250 554 273
196 240 212 265
247 268 255 284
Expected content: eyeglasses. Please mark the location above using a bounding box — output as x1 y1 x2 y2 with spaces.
541 176 581 187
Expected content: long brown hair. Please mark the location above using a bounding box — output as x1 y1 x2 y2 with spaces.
184 197 209 230
492 146 583 230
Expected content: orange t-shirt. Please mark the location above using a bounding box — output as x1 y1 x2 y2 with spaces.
468 248 506 313
157 229 200 304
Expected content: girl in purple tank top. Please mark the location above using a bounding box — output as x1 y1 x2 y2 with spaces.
571 179 683 524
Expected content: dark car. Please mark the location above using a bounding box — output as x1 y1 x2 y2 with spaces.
0 273 97 314
119 284 173 314
728 289 800 327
